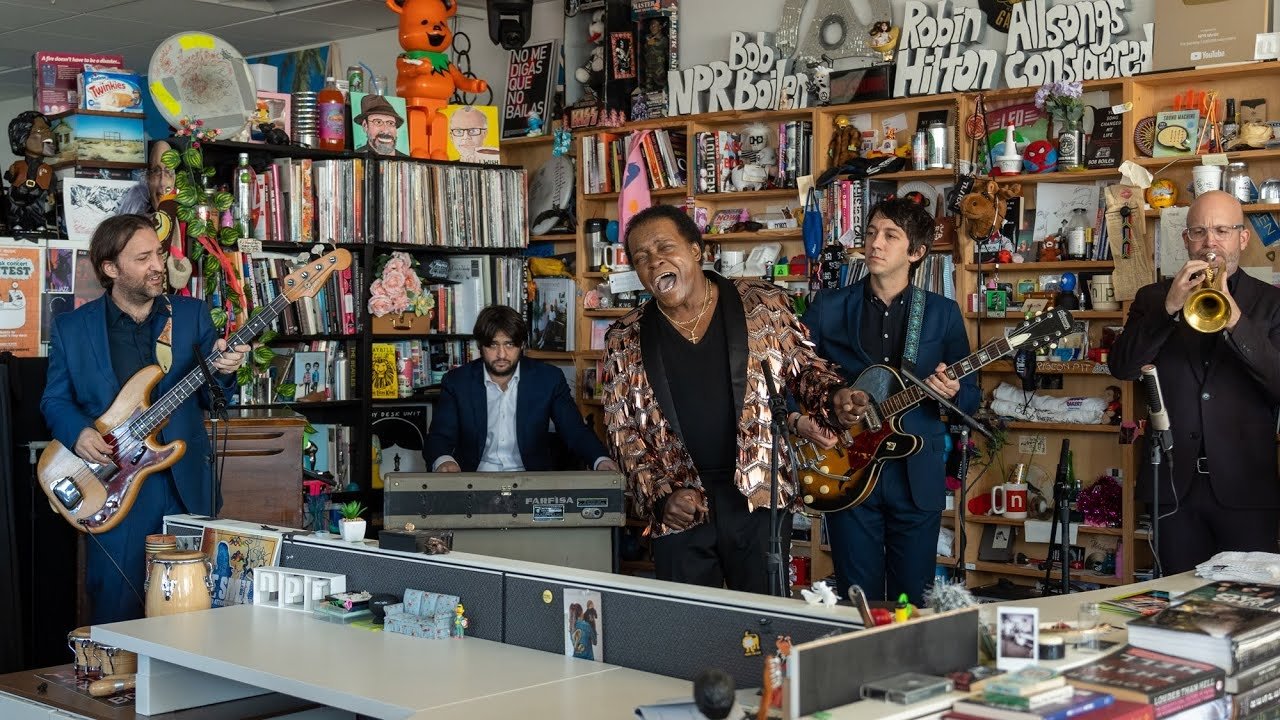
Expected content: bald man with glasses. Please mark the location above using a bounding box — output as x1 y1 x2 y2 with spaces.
1111 190 1280 573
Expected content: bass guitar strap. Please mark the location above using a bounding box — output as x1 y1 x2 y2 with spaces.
902 284 925 375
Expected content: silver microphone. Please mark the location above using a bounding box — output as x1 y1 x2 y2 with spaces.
1140 364 1171 434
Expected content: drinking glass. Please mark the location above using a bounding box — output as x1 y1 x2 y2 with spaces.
1077 601 1101 652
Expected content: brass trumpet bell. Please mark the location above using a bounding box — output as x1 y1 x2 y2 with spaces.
1184 254 1231 333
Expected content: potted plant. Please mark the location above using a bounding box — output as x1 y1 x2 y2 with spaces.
338 501 367 542
368 251 435 333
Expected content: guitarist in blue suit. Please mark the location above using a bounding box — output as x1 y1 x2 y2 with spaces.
41 214 247 623
425 305 617 474
797 198 979 604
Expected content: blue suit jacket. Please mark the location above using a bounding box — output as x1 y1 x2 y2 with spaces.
801 279 979 511
41 294 228 515
423 357 608 472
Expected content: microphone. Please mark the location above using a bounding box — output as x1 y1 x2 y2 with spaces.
1140 364 1170 434
761 360 788 418
195 344 229 420
1014 348 1037 392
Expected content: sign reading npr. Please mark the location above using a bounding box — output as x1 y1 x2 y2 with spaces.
667 31 810 115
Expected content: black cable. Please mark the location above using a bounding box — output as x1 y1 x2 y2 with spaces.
82 522 145 611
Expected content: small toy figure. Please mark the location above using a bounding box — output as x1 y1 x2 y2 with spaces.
1104 385 1122 425
868 20 900 56
4 110 57 236
641 18 668 93
552 127 572 157
1039 235 1061 262
575 9 607 100
828 116 861 167
733 122 776 191
526 111 544 137
387 0 489 160
453 602 469 638
1022 139 1058 174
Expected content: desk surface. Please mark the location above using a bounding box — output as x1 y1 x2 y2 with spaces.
93 605 690 720
812 572 1209 720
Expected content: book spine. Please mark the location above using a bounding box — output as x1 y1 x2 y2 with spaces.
1231 655 1280 694
1237 636 1280 674
1235 676 1280 718
1042 694 1114 720
1151 682 1221 719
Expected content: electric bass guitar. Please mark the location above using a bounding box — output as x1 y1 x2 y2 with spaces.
791 308 1073 514
38 249 352 534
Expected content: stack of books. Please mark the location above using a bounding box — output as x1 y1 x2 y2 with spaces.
948 667 1115 720
1127 583 1280 719
1063 646 1224 718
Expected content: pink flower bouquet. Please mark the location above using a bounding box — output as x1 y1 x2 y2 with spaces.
368 251 433 318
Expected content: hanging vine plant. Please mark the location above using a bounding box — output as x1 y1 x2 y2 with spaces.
159 123 289 397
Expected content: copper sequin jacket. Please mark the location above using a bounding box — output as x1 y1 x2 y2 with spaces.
602 272 847 536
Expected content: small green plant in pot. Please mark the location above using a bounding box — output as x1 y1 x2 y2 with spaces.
338 501 367 542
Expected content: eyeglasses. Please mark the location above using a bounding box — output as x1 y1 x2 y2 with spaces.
450 127 486 138
1183 224 1245 242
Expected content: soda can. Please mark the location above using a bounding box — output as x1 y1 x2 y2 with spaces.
346 65 365 94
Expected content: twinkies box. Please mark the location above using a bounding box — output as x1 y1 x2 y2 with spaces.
79 69 144 113
33 52 125 115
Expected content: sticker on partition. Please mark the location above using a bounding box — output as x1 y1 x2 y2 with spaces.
742 630 762 657
542 589 553 604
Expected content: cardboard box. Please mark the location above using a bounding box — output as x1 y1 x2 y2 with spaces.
48 111 145 165
78 69 144 113
1152 0 1272 71
32 52 125 115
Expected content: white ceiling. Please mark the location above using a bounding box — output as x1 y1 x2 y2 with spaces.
0 0 489 101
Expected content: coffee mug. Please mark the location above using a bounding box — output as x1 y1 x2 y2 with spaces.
1192 164 1223 197
1089 275 1118 310
720 249 746 277
991 483 1029 520
604 244 629 267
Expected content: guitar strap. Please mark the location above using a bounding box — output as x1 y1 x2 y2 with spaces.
901 284 925 374
155 295 174 374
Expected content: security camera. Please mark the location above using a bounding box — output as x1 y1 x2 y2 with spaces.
487 0 533 50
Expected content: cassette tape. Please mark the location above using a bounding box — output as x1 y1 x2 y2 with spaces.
860 672 954 705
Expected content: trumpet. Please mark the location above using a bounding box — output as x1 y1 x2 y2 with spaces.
1184 252 1231 333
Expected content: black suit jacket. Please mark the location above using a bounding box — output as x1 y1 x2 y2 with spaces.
1110 272 1280 508
423 357 606 472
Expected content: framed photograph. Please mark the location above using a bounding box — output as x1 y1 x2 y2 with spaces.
1021 298 1050 316
251 90 290 143
996 606 1039 671
351 92 409 157
564 588 603 662
610 32 635 79
293 350 328 401
61 178 135 241
441 104 499 164
977 523 1016 562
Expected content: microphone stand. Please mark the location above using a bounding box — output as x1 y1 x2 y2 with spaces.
900 369 994 584
195 344 228 521
1148 427 1172 579
761 362 789 598
1040 440 1073 596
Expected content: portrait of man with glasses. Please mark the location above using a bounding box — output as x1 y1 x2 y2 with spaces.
1111 190 1280 574
353 94 408 157
446 105 499 164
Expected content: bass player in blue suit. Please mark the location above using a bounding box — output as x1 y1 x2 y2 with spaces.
796 198 979 605
41 214 246 623
425 304 616 474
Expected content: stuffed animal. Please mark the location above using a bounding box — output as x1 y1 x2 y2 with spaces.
387 0 489 160
959 180 1021 240
575 10 607 99
1039 235 1061 262
1022 139 1057 174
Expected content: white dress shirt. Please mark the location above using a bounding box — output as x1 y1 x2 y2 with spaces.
432 365 523 471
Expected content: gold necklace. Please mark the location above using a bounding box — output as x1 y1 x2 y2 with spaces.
658 279 714 341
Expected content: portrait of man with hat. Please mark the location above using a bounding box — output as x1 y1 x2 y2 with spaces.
353 94 408 157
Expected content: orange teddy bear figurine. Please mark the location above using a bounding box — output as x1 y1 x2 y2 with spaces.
387 0 489 160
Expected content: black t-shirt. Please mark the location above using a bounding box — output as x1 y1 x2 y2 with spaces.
105 292 165 387
658 299 736 482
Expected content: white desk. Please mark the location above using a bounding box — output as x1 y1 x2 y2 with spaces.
92 605 690 719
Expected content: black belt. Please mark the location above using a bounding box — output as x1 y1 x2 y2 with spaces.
1196 456 1210 474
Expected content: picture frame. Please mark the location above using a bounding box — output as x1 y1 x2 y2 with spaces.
200 526 282 608
350 92 410 157
609 32 635 80
996 606 1040 671
293 350 328 401
564 588 603 662
252 90 290 143
977 523 1016 563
